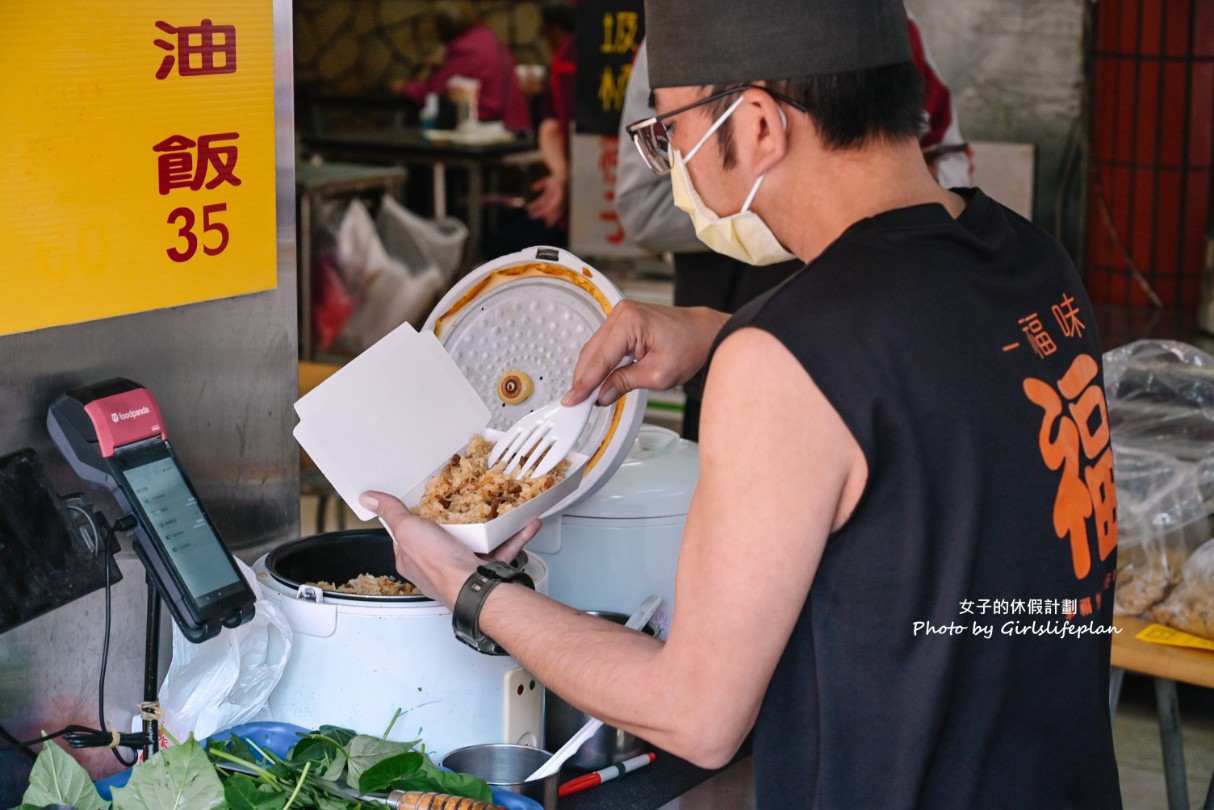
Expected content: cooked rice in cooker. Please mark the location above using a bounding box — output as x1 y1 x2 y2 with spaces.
307 573 420 596
412 433 569 524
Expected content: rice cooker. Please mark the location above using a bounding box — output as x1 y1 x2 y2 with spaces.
529 424 699 639
255 533 548 757
262 246 663 756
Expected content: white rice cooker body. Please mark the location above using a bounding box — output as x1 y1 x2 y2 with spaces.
254 551 549 758
532 424 700 638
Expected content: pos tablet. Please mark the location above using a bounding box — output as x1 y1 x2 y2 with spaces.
48 378 255 643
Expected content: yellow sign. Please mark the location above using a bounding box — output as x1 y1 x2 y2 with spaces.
1135 622 1214 652
1 2 277 336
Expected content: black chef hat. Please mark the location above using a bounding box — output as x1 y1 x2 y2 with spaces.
646 0 912 88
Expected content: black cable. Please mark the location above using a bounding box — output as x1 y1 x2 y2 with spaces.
0 513 149 765
0 725 149 755
96 514 142 766
0 721 38 762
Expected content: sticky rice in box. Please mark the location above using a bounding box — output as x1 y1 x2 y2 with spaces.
402 428 586 553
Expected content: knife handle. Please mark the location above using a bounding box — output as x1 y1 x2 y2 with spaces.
387 791 506 810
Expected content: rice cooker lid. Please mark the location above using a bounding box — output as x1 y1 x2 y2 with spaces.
422 246 647 516
563 425 700 519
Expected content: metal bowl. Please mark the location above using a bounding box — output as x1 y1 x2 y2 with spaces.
543 610 656 771
441 743 558 810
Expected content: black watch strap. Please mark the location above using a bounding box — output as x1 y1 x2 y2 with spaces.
452 562 534 656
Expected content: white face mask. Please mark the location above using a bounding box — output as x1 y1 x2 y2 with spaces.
670 96 797 266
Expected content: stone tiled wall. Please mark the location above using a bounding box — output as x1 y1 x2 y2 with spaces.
295 1 546 98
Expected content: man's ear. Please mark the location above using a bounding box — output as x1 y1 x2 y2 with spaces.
745 88 789 177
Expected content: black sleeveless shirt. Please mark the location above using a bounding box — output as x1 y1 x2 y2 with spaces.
715 189 1122 809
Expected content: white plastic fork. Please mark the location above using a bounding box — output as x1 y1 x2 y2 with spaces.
489 357 632 479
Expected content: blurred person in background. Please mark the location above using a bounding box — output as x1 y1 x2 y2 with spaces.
394 0 531 135
483 0 577 255
615 13 971 441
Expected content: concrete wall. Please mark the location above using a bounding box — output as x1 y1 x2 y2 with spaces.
905 0 1088 251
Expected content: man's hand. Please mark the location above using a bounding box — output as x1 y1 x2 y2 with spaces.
563 301 732 407
359 491 543 608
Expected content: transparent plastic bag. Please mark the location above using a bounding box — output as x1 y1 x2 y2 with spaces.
333 198 446 353
1147 537 1214 639
1105 340 1214 618
159 559 293 739
375 193 468 285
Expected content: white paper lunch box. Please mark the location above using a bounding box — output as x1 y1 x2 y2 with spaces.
292 321 587 553
294 245 647 552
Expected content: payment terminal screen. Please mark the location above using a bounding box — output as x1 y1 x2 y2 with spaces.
120 448 243 602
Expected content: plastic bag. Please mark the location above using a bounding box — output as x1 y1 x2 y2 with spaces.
375 193 468 285
1110 444 1205 614
159 559 293 740
1147 537 1214 639
1105 340 1214 618
312 248 354 353
333 199 446 353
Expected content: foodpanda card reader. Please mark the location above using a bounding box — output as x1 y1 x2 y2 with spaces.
47 378 255 643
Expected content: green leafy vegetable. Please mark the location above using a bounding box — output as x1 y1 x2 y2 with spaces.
110 736 225 810
345 734 418 789
354 745 492 803
355 751 424 793
426 766 495 804
222 776 289 810
283 727 351 783
19 738 109 810
14 713 495 810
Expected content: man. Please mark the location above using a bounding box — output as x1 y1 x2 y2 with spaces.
614 13 971 441
365 1 1122 806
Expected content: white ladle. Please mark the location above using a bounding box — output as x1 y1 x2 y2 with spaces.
524 594 663 782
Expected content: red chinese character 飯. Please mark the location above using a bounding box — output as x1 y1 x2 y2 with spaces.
153 133 242 195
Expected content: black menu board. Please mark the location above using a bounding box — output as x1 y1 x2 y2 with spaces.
574 0 645 135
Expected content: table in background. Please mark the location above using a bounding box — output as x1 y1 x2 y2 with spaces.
295 162 408 360
1111 615 1214 810
300 128 541 263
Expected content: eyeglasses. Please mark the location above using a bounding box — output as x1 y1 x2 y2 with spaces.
625 84 806 175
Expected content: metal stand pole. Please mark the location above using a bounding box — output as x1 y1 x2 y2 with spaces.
1154 677 1189 810
143 578 161 762
1109 666 1125 720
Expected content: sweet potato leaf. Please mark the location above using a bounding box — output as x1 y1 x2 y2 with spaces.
221 775 288 810
208 735 262 767
344 735 416 788
355 751 424 793
427 767 494 804
111 737 225 810
19 738 109 810
356 751 492 803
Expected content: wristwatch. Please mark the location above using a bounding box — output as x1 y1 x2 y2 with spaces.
452 560 534 655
